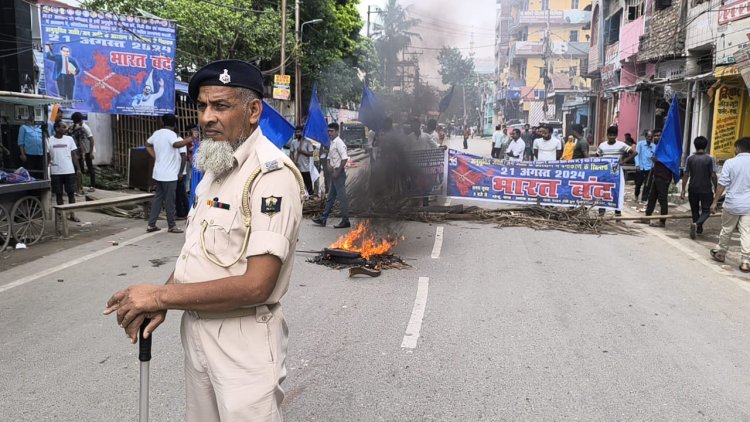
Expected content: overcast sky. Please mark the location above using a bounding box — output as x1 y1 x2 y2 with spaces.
357 0 496 88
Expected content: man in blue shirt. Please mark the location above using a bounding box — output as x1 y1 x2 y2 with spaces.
17 120 45 173
634 130 655 203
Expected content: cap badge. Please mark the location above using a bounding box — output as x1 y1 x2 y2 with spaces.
219 69 231 84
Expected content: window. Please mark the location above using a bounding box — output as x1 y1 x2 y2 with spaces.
655 0 671 10
541 0 550 10
569 66 577 76
604 9 622 45
571 0 580 8
627 3 643 20
570 30 579 41
534 89 545 99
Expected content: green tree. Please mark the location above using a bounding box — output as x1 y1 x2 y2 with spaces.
373 0 420 89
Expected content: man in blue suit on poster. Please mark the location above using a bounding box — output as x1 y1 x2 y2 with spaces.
45 44 79 100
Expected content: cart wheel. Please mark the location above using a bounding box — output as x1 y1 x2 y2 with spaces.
0 205 10 252
11 196 45 245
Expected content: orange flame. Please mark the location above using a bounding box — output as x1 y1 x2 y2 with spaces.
329 221 398 260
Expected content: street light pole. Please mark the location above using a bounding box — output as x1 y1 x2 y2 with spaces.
294 18 323 125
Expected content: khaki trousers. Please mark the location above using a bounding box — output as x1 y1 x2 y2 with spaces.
180 304 288 422
715 212 750 264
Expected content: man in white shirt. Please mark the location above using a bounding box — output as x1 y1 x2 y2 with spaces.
505 128 526 161
710 137 750 272
533 125 562 161
425 119 440 147
49 121 81 222
146 114 184 233
290 125 315 195
313 122 351 228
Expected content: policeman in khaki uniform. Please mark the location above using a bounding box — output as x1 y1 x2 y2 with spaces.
105 60 304 421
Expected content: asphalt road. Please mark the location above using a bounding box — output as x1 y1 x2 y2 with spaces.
2 136 749 421
2 198 750 421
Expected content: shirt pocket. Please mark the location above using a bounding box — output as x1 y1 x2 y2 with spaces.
200 208 240 256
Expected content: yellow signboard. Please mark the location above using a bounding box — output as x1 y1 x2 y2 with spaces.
710 84 746 160
273 74 291 101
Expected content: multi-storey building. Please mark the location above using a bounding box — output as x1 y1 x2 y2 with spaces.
584 0 750 160
496 0 592 128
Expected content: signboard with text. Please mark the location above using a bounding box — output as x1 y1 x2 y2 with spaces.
273 74 291 101
710 84 746 160
446 150 624 210
40 6 176 116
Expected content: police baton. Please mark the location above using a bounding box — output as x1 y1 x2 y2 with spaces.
138 319 152 422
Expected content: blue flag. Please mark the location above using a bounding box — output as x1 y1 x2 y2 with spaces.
358 84 386 131
654 97 683 183
439 86 455 113
260 100 295 148
303 83 330 146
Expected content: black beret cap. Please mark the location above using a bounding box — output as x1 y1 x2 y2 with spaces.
188 59 264 101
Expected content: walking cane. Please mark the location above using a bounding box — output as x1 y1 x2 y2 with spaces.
138 319 152 422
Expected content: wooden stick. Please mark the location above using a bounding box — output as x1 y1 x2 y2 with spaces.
611 214 714 221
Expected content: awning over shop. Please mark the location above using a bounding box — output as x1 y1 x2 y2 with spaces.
0 91 71 106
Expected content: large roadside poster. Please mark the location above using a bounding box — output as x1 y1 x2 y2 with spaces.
40 5 176 116
446 150 625 210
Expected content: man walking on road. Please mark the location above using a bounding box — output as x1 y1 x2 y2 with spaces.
680 136 717 239
463 126 470 150
634 130 655 203
313 122 351 228
709 137 750 272
145 113 184 233
105 60 305 421
644 129 672 227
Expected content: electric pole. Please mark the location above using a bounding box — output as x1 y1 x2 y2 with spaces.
281 0 287 75
294 0 301 123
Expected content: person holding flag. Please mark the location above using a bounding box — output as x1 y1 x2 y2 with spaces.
644 97 683 227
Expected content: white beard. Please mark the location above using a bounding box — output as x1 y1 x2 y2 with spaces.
194 138 243 176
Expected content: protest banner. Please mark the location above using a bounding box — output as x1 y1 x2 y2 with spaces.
40 5 176 116
408 148 446 197
446 149 625 209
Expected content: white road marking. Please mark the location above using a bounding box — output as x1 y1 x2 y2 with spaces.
401 276 429 349
0 230 161 294
431 226 444 259
645 226 750 294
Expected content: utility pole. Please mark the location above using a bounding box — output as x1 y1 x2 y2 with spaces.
542 8 551 119
367 5 371 38
294 0 301 123
281 0 287 75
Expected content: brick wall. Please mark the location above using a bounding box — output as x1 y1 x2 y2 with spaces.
638 2 685 62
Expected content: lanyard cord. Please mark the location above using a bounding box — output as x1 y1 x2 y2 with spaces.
199 163 306 268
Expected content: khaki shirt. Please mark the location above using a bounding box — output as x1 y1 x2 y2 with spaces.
174 128 304 306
